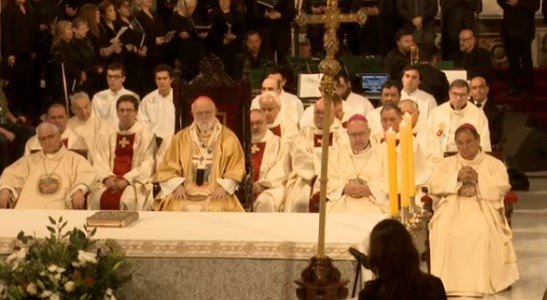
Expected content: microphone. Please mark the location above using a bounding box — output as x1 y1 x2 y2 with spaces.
348 247 370 269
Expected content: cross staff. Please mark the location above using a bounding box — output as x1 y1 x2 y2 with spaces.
297 0 367 258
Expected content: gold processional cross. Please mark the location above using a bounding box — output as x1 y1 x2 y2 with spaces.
295 1 367 299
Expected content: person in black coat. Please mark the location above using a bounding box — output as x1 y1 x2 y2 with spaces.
418 45 449 104
1 0 41 116
396 0 437 45
454 29 493 82
383 29 413 83
469 76 503 150
207 0 245 79
440 0 482 61
249 0 295 66
359 219 447 300
497 0 540 96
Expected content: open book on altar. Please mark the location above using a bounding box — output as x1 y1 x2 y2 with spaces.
86 211 139 227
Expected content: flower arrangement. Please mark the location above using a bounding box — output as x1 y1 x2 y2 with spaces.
0 217 131 299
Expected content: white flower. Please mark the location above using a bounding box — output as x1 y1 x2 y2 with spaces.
49 293 60 300
64 281 75 292
26 282 38 295
76 250 97 267
47 264 59 273
6 248 27 264
39 271 46 276
39 290 52 298
104 288 116 300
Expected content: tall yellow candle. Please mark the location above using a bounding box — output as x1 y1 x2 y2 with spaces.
400 120 410 208
386 127 399 217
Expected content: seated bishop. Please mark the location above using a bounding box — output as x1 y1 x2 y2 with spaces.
67 92 114 165
250 109 290 212
428 124 518 296
418 79 491 168
89 95 157 211
258 91 299 147
284 98 347 213
0 122 97 209
25 103 87 157
153 96 246 212
326 115 389 213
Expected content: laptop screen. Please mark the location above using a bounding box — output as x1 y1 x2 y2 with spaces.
361 73 389 95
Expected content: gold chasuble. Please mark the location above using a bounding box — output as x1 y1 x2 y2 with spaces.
153 119 246 212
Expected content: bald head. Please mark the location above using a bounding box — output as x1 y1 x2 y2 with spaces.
459 29 475 53
313 98 334 129
259 92 281 124
347 118 370 152
37 122 62 154
398 99 420 128
191 96 217 132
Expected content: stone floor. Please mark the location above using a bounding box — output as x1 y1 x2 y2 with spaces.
452 171 547 300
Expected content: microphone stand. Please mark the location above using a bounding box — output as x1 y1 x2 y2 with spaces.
351 259 361 298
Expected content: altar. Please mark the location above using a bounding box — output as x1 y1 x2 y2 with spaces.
0 210 386 299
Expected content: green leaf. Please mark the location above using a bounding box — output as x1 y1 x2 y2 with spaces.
46 226 55 234
48 216 56 225
36 279 46 290
80 293 89 300
59 216 63 223
16 231 24 240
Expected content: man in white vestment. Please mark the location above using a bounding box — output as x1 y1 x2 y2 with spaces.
67 92 114 164
419 79 491 168
153 96 246 212
266 70 304 119
92 62 140 129
138 64 175 140
250 109 290 212
251 77 301 124
335 73 374 116
284 98 347 213
366 81 401 137
400 65 437 132
0 122 97 209
89 95 157 211
326 114 388 213
428 123 518 296
258 92 299 147
25 103 87 156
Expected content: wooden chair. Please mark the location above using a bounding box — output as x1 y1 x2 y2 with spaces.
173 54 254 210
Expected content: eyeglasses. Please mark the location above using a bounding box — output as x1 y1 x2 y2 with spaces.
450 91 469 100
107 74 123 79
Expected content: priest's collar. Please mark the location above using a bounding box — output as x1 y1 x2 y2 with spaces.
42 144 67 159
118 120 143 135
450 102 468 112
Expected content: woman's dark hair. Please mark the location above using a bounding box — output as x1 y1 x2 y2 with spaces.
367 219 423 299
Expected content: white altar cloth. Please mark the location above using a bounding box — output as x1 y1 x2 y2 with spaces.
0 210 386 260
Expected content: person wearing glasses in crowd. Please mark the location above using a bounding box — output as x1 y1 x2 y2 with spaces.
418 79 490 168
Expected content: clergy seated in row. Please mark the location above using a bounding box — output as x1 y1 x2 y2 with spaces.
88 95 157 211
419 79 491 167
400 65 437 133
258 91 299 147
428 123 518 296
25 103 88 157
251 76 301 125
92 62 140 129
250 109 290 212
152 96 246 212
469 76 503 150
67 92 114 165
367 80 402 138
138 64 176 141
284 98 347 213
0 122 97 209
326 115 388 213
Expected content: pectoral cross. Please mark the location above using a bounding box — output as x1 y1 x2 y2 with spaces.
251 144 260 154
119 137 130 148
